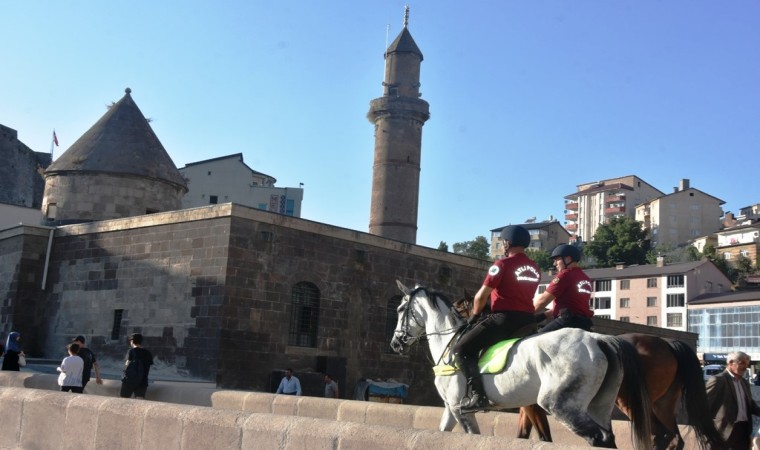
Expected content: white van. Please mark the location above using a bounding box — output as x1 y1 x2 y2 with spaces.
703 364 724 381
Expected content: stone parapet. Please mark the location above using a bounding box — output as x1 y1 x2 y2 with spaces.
0 372 704 449
0 385 594 450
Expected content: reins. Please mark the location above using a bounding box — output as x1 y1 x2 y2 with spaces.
396 287 467 365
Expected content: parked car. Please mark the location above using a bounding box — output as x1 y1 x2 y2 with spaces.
703 364 724 381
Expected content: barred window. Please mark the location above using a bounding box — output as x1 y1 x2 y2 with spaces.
620 298 630 308
647 278 657 288
620 280 630 290
647 297 657 307
647 316 658 326
288 282 320 347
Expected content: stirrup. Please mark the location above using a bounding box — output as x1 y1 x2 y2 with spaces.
458 393 489 413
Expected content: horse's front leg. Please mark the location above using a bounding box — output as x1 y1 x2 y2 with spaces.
439 406 456 431
454 410 481 434
440 404 480 434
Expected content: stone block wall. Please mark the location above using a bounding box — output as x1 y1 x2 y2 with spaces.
0 226 52 354
42 172 185 224
43 209 233 375
218 205 487 405
0 124 51 209
0 204 490 406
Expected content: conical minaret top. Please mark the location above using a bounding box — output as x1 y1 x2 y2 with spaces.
367 7 430 244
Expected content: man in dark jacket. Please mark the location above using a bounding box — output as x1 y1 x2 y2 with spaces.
706 351 760 449
120 333 154 399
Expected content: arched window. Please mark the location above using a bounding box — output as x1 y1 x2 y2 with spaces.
384 295 403 353
288 282 320 347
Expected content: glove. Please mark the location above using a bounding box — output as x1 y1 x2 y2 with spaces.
534 311 547 323
467 313 481 326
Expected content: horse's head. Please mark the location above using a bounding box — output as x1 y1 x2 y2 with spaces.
390 281 430 355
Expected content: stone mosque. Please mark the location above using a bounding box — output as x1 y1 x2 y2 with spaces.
0 14 490 405
0 12 687 405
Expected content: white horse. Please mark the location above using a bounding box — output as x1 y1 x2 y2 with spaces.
390 282 653 449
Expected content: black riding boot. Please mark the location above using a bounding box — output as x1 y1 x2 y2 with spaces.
458 358 489 412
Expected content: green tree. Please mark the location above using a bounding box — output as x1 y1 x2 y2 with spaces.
585 216 650 267
646 243 701 265
452 236 491 261
437 241 449 252
526 248 553 272
702 244 739 283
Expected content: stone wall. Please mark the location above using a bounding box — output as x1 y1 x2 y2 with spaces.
0 124 50 209
0 226 52 353
0 204 489 406
42 172 185 224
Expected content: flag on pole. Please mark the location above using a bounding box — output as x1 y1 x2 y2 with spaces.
53 130 59 146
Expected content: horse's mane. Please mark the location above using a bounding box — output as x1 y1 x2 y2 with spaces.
409 286 464 323
409 286 454 311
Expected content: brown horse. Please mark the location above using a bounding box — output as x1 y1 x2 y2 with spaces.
454 295 723 449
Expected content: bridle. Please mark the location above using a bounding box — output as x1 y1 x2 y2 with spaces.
393 287 465 351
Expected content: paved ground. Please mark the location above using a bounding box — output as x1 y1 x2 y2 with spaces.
20 357 213 384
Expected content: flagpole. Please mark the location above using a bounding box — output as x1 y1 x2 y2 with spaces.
50 130 55 159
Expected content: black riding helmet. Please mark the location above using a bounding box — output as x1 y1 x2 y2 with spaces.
550 244 581 262
500 225 531 248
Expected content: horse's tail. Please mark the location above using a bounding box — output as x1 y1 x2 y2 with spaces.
668 339 725 450
597 336 653 450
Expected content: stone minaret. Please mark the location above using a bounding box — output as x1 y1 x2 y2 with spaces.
367 7 430 244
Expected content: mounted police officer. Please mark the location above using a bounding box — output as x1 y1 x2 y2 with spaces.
452 225 540 412
534 244 594 333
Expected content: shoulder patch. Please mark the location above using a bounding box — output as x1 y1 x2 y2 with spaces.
488 265 500 276
551 277 560 284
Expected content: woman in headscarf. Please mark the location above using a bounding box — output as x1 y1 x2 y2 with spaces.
2 331 24 371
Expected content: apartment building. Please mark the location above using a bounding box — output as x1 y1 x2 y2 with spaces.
635 179 724 248
564 175 662 243
489 219 570 259
538 258 731 332
179 153 304 217
715 221 760 266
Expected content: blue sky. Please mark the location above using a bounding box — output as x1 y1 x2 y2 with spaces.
2 1 759 249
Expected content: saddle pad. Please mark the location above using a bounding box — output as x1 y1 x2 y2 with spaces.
432 338 519 376
478 338 519 374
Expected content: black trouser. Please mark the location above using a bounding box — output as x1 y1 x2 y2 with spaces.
453 311 536 360
538 309 593 334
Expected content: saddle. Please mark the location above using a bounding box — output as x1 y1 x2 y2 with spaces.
433 337 521 376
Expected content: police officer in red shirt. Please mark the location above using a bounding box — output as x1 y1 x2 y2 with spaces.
534 244 594 333
453 225 541 412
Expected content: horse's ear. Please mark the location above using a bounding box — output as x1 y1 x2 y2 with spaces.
396 280 411 295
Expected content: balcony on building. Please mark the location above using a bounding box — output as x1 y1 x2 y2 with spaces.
604 206 626 215
606 194 626 203
565 213 578 221
565 202 578 211
566 223 578 232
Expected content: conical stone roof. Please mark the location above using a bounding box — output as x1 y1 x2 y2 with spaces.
46 88 187 190
386 27 423 60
